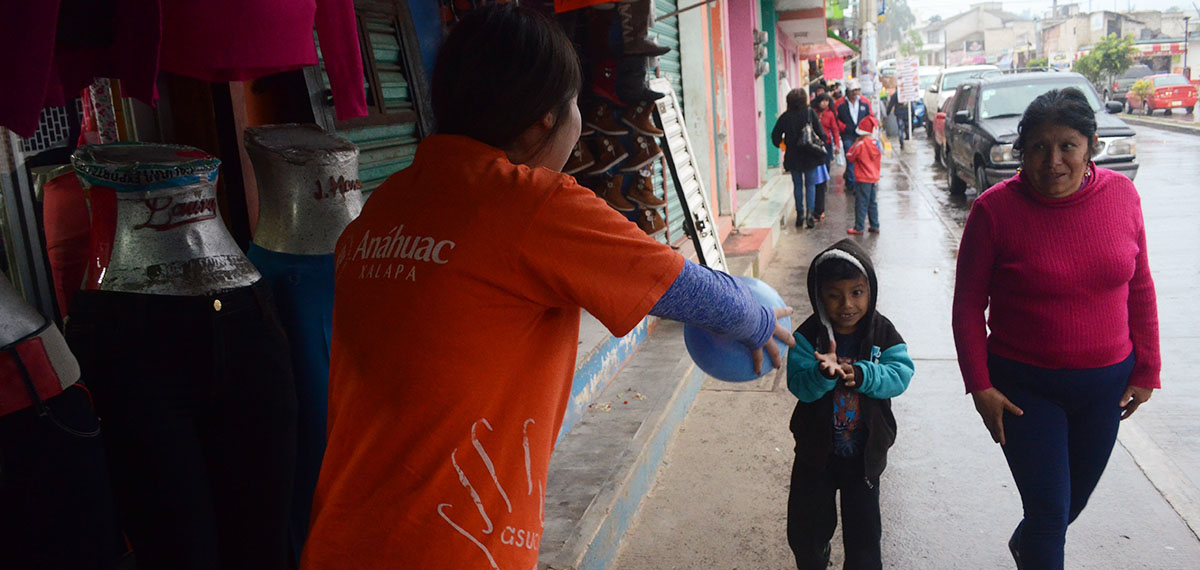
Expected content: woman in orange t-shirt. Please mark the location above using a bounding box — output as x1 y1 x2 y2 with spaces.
300 6 794 569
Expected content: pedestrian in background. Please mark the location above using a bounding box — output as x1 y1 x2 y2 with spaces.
301 5 796 569
836 79 872 187
813 93 840 222
786 239 915 570
885 90 908 150
845 115 882 235
951 87 1160 570
772 88 829 229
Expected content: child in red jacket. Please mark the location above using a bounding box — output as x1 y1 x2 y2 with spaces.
846 115 882 235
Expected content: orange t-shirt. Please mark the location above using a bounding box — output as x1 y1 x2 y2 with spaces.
300 135 684 569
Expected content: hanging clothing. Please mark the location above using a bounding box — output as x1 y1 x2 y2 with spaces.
0 0 367 138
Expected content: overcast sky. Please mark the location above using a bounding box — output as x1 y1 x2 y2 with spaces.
904 0 1200 22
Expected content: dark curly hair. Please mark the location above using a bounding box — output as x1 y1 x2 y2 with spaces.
1013 87 1098 159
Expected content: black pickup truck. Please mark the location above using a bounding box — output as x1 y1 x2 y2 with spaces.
943 71 1139 194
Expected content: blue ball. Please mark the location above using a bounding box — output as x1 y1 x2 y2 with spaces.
683 276 792 382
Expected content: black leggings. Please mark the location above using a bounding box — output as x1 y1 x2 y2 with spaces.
65 282 297 570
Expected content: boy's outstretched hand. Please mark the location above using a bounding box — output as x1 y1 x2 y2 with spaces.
839 363 858 388
815 338 843 380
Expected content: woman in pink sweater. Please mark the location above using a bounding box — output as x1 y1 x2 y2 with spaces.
951 88 1160 570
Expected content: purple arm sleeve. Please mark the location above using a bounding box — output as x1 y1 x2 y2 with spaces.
649 260 776 349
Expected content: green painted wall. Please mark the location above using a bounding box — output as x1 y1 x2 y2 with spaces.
761 0 780 168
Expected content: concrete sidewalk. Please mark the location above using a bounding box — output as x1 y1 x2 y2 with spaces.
609 137 1200 569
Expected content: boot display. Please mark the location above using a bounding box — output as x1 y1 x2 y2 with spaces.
584 100 630 136
563 140 596 175
620 134 663 172
618 0 670 57
621 99 664 136
626 171 667 208
588 135 629 174
616 55 667 104
636 207 667 237
599 175 636 212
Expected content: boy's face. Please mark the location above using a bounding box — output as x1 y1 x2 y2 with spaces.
821 276 870 334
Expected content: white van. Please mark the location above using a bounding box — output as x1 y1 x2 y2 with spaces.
922 64 998 134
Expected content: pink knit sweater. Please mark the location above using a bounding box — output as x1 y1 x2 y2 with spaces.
952 165 1161 393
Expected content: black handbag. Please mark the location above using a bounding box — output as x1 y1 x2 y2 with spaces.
796 110 827 159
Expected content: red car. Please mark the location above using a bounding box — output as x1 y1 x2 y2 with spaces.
932 93 956 166
1125 74 1197 115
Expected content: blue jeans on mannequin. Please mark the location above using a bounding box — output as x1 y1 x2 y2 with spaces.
988 352 1134 570
853 182 879 231
791 168 819 223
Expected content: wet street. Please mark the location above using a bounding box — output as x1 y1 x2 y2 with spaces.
611 123 1200 569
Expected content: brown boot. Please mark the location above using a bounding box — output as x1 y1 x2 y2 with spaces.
621 100 664 136
588 135 630 174
563 140 595 175
626 172 666 207
600 175 636 211
636 207 667 237
584 100 629 136
620 134 663 172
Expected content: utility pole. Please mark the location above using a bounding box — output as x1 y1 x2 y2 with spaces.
1184 16 1191 80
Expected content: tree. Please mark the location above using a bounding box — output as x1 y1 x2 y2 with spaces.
1073 52 1103 83
1027 57 1049 69
1091 33 1137 80
899 30 924 56
879 0 917 52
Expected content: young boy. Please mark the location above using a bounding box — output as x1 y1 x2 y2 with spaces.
786 239 914 570
845 115 883 235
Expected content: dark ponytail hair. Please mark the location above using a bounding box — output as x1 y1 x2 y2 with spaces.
432 4 582 150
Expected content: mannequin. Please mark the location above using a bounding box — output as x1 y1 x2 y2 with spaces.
245 124 363 255
65 142 297 570
1 272 125 569
244 123 361 560
71 143 261 296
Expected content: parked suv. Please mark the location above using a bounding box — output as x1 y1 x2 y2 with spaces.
922 64 998 135
943 71 1138 194
1099 64 1154 105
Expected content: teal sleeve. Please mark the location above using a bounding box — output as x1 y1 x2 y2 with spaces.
787 333 837 402
854 344 915 399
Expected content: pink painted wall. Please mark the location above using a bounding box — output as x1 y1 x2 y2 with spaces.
728 0 760 190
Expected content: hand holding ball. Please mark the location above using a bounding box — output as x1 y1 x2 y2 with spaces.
684 277 793 382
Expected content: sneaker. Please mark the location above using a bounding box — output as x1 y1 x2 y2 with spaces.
563 140 595 176
636 208 667 237
621 100 665 136
626 172 667 207
620 135 664 172
584 100 630 136
869 228 880 233
588 135 630 174
847 228 864 235
600 175 636 212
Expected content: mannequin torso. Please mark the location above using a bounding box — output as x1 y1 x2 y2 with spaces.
245 124 362 256
71 143 260 296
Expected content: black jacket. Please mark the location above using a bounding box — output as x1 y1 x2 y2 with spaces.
785 239 915 480
836 97 873 141
771 107 827 172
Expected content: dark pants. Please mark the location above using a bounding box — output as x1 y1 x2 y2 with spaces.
787 454 882 570
0 385 127 570
791 168 819 220
989 352 1134 570
853 182 879 231
815 143 835 217
65 282 298 570
842 135 858 185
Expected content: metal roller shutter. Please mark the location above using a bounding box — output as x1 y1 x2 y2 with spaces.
651 0 684 244
310 0 431 198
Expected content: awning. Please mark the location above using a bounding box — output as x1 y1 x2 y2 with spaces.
797 38 856 59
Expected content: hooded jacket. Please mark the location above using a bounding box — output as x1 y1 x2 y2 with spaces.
786 239 914 480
